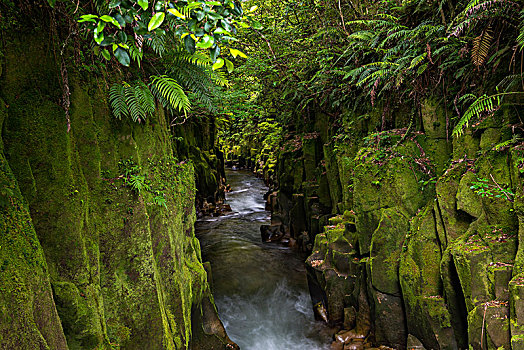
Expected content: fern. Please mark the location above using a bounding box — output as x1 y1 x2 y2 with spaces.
109 81 156 122
453 92 522 137
149 75 191 113
135 82 156 116
472 27 493 67
127 38 143 67
409 52 428 70
109 84 128 120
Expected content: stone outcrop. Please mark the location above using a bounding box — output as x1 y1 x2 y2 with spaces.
265 99 524 349
0 18 232 350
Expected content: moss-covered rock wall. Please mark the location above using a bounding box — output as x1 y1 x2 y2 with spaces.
0 17 231 350
267 99 524 349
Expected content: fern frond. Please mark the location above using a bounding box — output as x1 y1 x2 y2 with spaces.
128 38 143 67
145 32 167 56
135 82 156 116
149 75 191 113
125 84 146 123
453 92 522 137
109 83 128 120
409 52 428 70
472 27 493 67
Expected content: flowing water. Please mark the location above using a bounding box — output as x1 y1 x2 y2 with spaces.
195 170 332 350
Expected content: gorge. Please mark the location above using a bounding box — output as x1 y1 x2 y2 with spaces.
2 0 524 349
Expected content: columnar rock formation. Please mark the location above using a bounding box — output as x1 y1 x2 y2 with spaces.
257 102 524 350
0 20 231 350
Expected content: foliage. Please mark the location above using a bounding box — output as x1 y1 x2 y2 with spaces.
470 177 514 201
72 0 254 67
234 0 524 139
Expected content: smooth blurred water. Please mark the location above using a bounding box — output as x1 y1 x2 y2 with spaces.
195 170 331 350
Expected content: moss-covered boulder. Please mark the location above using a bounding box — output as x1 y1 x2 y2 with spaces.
399 205 457 349
370 207 408 295
435 162 472 246
0 150 68 350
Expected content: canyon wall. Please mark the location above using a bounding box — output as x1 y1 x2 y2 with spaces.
257 101 524 349
0 17 229 350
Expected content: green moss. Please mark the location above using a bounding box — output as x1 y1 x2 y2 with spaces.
0 31 227 349
0 150 68 349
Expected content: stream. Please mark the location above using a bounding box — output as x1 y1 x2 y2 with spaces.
195 169 332 350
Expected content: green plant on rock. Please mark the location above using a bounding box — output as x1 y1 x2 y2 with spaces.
151 190 168 209
470 176 514 201
419 176 437 191
118 158 148 194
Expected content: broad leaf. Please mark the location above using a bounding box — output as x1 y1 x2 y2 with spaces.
102 49 111 60
79 15 99 23
167 8 186 19
138 0 148 10
225 58 234 73
115 48 130 66
109 0 121 8
210 45 220 62
196 35 215 49
148 12 165 31
94 21 106 44
184 35 196 54
229 48 247 58
212 58 224 70
214 27 228 34
100 15 121 28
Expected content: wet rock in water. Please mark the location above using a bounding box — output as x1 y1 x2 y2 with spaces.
335 329 367 343
343 341 364 350
315 301 329 323
406 334 426 349
331 340 344 350
260 224 283 242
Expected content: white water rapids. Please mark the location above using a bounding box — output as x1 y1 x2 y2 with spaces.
195 170 331 350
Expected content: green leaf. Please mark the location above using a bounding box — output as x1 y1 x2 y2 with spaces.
94 21 106 45
167 8 186 19
229 48 247 58
220 19 232 32
114 48 130 66
212 58 224 70
214 27 228 34
225 58 234 73
251 20 263 30
138 0 148 10
100 15 121 28
210 45 220 62
114 14 126 27
102 49 111 60
184 35 196 54
196 35 215 49
47 0 56 8
79 14 99 23
148 12 165 31
109 0 121 8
